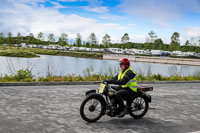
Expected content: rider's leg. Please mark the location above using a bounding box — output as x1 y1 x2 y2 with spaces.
115 89 130 117
115 88 136 117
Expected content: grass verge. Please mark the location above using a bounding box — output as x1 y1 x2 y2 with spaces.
1 69 200 82
0 49 39 58
0 46 103 59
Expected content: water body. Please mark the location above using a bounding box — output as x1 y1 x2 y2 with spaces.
0 55 200 77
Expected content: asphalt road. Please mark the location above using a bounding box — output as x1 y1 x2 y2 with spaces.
0 83 200 133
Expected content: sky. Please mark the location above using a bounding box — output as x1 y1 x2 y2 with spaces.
0 0 200 44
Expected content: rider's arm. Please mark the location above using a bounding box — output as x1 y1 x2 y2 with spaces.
108 70 136 85
105 74 118 83
113 74 118 80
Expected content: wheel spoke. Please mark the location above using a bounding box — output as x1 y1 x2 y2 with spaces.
83 98 102 120
131 97 146 115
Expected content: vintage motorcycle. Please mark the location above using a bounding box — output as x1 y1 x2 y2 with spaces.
80 82 153 123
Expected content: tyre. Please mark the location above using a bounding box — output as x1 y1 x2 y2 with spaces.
128 95 149 119
80 95 106 122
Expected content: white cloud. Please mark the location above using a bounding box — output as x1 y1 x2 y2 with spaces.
119 0 180 22
181 27 200 45
81 6 109 13
130 34 146 43
127 23 136 27
57 0 78 2
50 1 66 9
16 0 46 6
0 0 127 41
184 27 200 38
119 0 200 25
100 14 121 20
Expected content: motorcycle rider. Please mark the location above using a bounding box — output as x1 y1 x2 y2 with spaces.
104 58 137 118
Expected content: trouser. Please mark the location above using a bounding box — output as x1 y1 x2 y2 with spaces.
114 87 136 112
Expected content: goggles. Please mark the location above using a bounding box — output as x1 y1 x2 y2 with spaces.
119 62 124 66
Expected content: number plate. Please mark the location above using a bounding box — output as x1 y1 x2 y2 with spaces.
98 83 106 94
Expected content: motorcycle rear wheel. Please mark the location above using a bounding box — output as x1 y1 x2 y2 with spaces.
80 95 106 122
128 95 149 119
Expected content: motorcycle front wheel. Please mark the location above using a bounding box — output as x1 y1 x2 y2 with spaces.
80 95 106 123
127 95 149 119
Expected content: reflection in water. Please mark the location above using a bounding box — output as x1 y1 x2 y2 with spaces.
0 55 200 77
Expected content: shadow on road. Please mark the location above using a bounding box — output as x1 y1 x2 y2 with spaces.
85 117 185 133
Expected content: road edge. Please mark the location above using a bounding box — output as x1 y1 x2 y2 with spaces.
1 81 200 86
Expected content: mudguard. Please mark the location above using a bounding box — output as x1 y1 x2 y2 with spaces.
85 89 96 96
141 93 152 103
86 93 107 110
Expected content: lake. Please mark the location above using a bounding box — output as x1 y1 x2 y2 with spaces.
0 55 200 77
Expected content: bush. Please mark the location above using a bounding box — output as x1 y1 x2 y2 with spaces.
14 69 34 81
152 74 162 80
137 74 147 81
0 74 15 82
169 75 181 81
1 67 200 82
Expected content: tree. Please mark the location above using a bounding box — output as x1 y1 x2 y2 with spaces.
126 42 132 49
102 33 111 47
170 32 180 51
144 42 152 50
198 37 200 46
182 40 190 52
171 32 180 43
0 33 5 44
121 33 130 49
27 33 35 44
38 32 44 41
58 33 68 46
190 37 195 46
7 32 12 45
185 40 190 46
76 33 82 47
121 33 130 44
146 30 157 43
154 38 163 50
0 33 4 38
88 33 97 47
16 32 22 44
48 33 55 42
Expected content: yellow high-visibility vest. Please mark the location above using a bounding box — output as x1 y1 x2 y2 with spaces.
118 67 137 92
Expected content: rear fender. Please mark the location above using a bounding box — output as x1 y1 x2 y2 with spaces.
142 93 152 103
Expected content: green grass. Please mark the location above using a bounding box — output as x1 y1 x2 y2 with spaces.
58 51 103 59
0 49 39 58
0 46 103 59
1 68 200 82
26 48 59 55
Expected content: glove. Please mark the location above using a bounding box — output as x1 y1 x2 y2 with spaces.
103 79 108 83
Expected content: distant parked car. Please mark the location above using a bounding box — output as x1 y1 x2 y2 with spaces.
161 51 170 56
21 43 26 47
48 45 57 49
3 44 9 46
196 53 200 58
106 48 123 54
13 44 20 47
70 47 79 51
42 46 48 49
183 52 195 56
63 46 70 51
172 51 183 56
151 50 163 56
